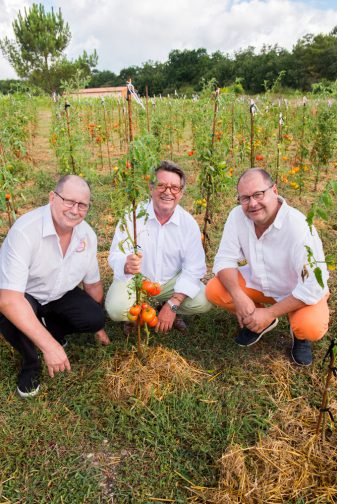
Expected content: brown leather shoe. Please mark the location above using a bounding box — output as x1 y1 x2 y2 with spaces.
173 315 188 333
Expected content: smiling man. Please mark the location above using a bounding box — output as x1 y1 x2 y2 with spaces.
105 160 212 333
0 175 109 398
206 168 329 366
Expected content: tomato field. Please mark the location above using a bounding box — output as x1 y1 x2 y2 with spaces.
0 87 336 503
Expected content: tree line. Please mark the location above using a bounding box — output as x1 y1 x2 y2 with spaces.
1 2 336 96
89 27 337 95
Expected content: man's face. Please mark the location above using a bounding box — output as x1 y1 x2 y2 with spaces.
237 173 279 228
150 169 184 216
49 179 90 234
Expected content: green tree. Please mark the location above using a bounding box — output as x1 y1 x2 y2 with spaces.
0 3 97 93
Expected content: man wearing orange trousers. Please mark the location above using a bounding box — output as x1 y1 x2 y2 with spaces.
206 168 329 366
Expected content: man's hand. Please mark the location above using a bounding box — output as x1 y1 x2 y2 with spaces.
42 340 71 378
124 252 143 275
232 291 257 328
242 307 275 334
155 303 176 333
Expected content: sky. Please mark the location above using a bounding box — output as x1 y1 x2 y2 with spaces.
1 0 337 80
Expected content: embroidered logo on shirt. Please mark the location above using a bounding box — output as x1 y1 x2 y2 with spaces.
76 239 87 252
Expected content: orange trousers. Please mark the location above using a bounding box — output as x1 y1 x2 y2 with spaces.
206 274 329 341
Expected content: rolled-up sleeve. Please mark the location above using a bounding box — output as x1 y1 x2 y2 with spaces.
0 227 31 292
213 208 244 275
83 233 101 284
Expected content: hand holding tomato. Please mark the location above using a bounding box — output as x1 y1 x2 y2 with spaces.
124 252 143 274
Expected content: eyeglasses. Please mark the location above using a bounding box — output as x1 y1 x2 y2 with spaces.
237 185 274 205
54 191 90 212
154 182 183 195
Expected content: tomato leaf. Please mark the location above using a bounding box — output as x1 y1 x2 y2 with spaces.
313 267 324 289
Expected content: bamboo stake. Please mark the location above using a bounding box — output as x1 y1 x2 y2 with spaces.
201 88 219 255
127 81 142 357
316 337 336 440
250 100 256 168
101 99 112 174
145 84 150 133
64 101 76 172
275 112 283 184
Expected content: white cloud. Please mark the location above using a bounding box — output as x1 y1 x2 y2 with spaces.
0 0 337 80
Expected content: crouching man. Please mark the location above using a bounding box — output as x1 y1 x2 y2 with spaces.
0 175 109 397
105 160 212 333
206 168 329 366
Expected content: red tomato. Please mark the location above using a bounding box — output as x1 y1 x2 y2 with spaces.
141 307 156 324
141 279 154 294
141 303 150 310
255 154 264 161
129 304 141 316
147 282 161 297
147 316 158 327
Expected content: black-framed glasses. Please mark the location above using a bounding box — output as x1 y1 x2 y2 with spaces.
54 191 90 211
154 182 183 195
237 185 274 205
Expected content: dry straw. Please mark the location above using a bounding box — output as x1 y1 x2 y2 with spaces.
194 357 337 503
104 345 207 404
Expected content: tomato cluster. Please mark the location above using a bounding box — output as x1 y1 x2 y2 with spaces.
141 279 161 297
127 302 158 327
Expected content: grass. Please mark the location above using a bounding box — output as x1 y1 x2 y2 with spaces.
0 100 336 503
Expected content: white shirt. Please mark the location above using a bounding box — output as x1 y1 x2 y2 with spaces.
213 197 329 304
108 200 206 298
0 204 100 304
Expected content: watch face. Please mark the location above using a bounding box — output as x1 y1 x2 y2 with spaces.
168 300 179 313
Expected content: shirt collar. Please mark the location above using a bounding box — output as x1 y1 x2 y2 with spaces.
42 204 57 238
272 196 288 229
148 200 181 226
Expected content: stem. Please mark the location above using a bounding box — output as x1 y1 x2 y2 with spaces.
102 103 112 174
127 82 142 357
316 339 336 439
146 84 150 133
202 88 219 255
64 101 76 172
250 106 254 168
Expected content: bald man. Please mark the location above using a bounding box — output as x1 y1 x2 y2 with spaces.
0 175 109 397
206 168 329 366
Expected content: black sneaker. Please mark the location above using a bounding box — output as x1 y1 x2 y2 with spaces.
236 318 279 347
290 328 312 366
17 368 40 398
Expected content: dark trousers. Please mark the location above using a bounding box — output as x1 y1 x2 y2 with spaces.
0 287 105 375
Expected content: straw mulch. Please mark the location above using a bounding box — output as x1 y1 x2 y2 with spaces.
104 345 207 404
191 357 337 504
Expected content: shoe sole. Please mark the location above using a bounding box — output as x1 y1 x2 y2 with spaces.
290 328 312 367
237 318 279 347
17 384 40 398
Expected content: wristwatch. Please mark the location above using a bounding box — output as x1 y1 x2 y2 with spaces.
167 299 179 313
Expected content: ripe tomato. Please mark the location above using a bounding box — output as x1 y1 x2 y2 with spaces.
141 279 154 294
127 312 138 322
141 307 156 324
141 303 150 310
147 282 161 297
129 304 141 316
255 154 264 161
147 315 158 328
